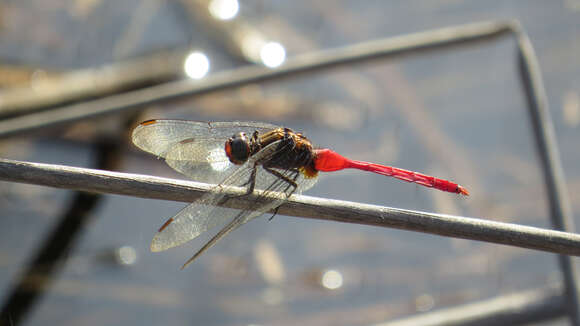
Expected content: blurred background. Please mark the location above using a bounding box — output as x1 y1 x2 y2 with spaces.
0 1 579 325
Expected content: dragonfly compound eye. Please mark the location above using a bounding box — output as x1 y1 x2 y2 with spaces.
225 132 251 164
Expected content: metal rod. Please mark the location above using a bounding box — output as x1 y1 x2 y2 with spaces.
0 20 513 138
513 22 580 325
0 49 186 117
374 286 564 326
1 157 580 258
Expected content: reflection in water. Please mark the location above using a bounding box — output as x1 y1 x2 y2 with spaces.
115 246 138 266
321 269 343 290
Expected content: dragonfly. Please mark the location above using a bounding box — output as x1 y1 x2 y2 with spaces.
132 120 468 269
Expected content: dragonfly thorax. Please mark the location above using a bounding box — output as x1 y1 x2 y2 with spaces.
224 128 317 176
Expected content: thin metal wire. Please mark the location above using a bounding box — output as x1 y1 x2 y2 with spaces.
512 22 580 325
374 286 564 326
0 20 513 138
1 157 580 258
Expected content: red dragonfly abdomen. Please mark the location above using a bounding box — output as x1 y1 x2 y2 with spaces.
313 148 469 196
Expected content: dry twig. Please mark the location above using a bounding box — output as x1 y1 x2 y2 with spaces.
1 157 580 257
0 20 513 137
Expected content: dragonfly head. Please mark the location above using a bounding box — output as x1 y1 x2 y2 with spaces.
225 132 251 165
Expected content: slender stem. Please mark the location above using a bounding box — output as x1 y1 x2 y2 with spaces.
513 22 580 325
1 157 580 257
376 286 564 326
0 20 513 137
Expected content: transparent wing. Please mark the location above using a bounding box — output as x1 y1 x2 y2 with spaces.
132 120 280 157
150 139 318 268
132 120 280 184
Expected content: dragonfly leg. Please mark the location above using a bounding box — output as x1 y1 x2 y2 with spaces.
235 162 258 193
264 167 299 221
251 130 260 142
269 206 281 221
263 167 298 190
283 169 300 193
218 164 258 208
245 163 258 195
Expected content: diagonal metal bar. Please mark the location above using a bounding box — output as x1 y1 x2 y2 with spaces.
512 23 580 325
0 20 514 138
1 157 580 258
375 286 564 326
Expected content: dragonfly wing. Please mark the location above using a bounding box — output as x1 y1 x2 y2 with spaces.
187 141 322 268
151 142 316 258
132 120 279 157
132 120 280 184
163 137 236 185
179 204 263 269
152 189 286 255
151 137 319 266
150 142 278 252
150 200 234 252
